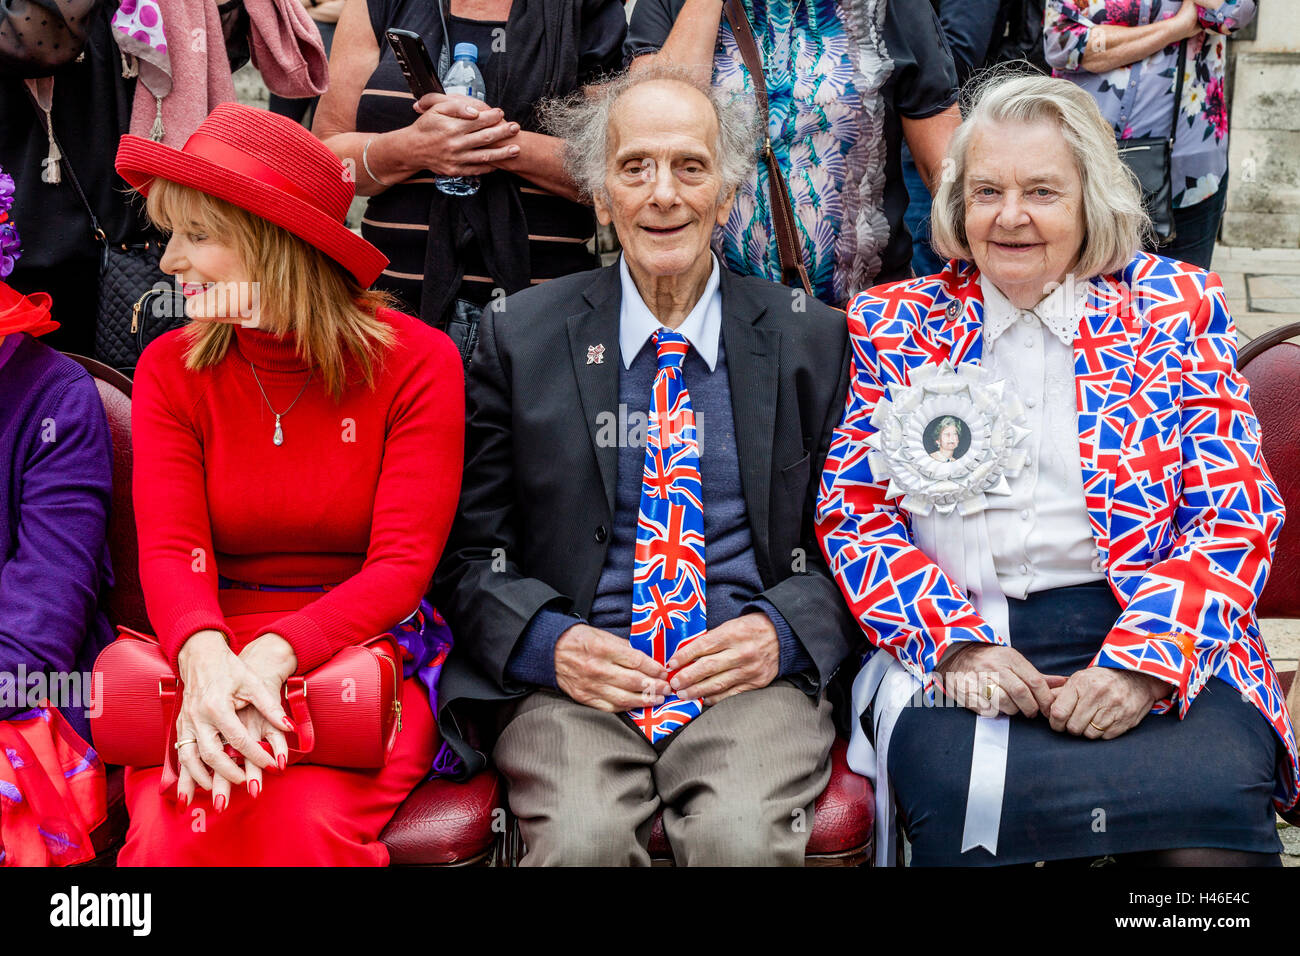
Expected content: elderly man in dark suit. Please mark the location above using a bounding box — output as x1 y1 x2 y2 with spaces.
433 67 859 865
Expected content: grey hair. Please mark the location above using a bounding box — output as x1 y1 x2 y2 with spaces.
929 416 962 442
537 65 761 203
930 69 1151 280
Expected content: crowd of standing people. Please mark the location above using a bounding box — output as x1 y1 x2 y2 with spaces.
0 0 1290 868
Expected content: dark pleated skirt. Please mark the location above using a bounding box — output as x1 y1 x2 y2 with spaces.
887 581 1284 866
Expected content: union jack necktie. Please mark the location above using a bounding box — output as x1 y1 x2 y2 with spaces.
628 328 707 742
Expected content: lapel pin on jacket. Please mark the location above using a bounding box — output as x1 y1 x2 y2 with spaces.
587 343 605 365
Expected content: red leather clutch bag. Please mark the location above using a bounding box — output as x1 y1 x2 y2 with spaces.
90 626 403 783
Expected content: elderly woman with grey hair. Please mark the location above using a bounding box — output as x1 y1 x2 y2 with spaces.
816 72 1295 866
432 66 861 865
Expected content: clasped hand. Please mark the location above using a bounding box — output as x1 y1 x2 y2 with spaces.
934 643 1172 739
555 613 780 712
173 630 298 809
406 92 521 178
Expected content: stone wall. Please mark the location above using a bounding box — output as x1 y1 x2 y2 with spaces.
1222 2 1300 248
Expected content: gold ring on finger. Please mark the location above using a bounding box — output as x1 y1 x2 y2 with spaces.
982 683 995 701
1088 719 1108 732
174 738 197 750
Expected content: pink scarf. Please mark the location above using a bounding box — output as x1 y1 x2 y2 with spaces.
246 0 329 98
113 0 236 147
112 0 326 145
29 0 326 175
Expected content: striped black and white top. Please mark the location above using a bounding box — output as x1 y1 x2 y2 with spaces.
356 1 626 319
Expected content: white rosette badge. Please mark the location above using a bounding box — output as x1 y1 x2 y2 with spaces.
865 359 1030 518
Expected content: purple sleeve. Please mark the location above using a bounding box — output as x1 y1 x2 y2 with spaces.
0 373 112 720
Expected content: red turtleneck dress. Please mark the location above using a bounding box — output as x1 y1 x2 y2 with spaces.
117 309 464 866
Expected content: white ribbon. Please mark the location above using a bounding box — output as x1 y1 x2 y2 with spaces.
846 649 917 866
847 507 1013 864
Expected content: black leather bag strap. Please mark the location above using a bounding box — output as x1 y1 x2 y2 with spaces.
21 81 105 243
1168 38 1187 146
721 0 812 296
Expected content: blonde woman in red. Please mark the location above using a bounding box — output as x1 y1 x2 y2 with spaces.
113 103 464 865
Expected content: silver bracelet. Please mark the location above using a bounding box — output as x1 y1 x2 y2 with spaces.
362 136 392 187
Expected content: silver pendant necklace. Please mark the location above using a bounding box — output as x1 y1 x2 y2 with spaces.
249 361 313 446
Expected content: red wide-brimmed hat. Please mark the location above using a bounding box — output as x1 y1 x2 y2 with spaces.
115 102 388 287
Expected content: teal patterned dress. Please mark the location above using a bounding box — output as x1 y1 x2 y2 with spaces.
708 0 892 307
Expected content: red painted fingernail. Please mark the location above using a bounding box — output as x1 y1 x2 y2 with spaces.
248 780 260 800
277 753 287 772
282 717 296 733
180 791 190 808
214 793 227 813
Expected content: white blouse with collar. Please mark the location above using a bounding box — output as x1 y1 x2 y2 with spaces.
977 275 1105 599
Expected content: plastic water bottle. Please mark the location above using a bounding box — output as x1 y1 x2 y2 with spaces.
437 43 487 197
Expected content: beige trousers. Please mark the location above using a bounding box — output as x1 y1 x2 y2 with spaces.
492 681 834 866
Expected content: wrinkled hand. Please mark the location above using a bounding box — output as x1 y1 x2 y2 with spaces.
217 634 298 806
555 624 672 712
406 91 520 177
668 613 780 706
1048 666 1171 740
173 631 293 809
934 642 1064 718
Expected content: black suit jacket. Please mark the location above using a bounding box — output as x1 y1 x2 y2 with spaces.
431 263 863 776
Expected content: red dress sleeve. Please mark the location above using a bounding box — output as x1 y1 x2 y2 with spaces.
132 335 235 666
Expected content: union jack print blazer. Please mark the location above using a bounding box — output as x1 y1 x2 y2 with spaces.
815 252 1297 813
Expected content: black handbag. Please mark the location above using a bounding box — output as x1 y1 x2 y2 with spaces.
95 254 187 375
61 149 184 374
1117 39 1187 245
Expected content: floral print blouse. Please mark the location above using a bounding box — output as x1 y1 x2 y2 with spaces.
1045 0 1256 208
708 0 890 304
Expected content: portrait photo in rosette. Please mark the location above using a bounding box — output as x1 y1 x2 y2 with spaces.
863 359 1031 518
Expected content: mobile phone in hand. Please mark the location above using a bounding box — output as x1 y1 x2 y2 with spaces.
384 28 444 100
